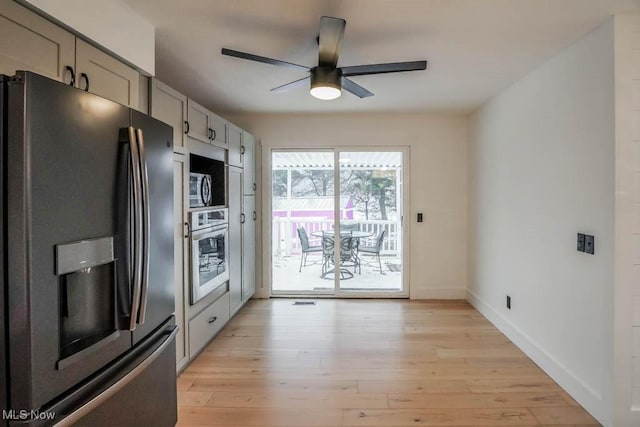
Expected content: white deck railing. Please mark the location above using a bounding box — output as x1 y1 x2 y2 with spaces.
272 217 401 256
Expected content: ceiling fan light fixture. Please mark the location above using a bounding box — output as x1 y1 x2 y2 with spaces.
310 67 342 100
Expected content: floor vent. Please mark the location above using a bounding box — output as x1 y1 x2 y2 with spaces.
293 301 316 305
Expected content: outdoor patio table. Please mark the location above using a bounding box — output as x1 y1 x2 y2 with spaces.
310 230 374 239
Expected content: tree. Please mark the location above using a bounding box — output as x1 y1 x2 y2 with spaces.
292 170 334 197
342 170 396 220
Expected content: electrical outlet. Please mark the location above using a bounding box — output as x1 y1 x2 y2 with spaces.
506 295 511 310
577 233 585 252
585 235 595 255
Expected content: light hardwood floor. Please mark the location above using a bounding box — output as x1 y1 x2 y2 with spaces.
177 299 600 426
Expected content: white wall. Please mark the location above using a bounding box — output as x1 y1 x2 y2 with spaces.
468 20 615 425
21 0 155 75
226 113 468 300
613 13 640 427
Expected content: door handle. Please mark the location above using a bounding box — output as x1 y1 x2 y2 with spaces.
184 222 190 238
125 127 142 331
80 72 89 92
65 65 75 86
135 128 150 325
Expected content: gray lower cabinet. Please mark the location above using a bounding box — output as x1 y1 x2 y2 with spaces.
173 154 189 370
242 195 256 302
188 292 230 359
228 166 243 315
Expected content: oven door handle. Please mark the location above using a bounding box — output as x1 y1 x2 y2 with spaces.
190 225 228 241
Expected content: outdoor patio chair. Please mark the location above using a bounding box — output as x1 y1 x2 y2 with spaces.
297 227 322 272
321 231 335 277
358 229 386 273
340 223 361 250
339 232 360 274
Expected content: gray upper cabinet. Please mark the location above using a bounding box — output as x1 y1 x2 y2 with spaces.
0 0 74 82
0 1 140 109
186 99 211 143
150 79 188 153
75 39 139 108
228 123 242 168
243 132 256 195
187 99 228 147
209 113 227 148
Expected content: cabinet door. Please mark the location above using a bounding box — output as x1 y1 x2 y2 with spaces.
173 154 189 369
242 132 256 195
186 99 211 143
228 167 243 315
228 123 242 167
242 195 256 302
75 39 140 108
209 112 227 148
0 0 75 82
151 79 188 153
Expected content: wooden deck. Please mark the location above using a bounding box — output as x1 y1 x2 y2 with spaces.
177 299 600 426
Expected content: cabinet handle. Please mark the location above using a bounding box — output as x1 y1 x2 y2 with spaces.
211 129 217 141
184 222 190 238
253 183 256 191
80 72 89 92
208 316 217 324
65 65 76 86
241 213 245 224
184 121 189 134
241 145 246 155
253 211 257 221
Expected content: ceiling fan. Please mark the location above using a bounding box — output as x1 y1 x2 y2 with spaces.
221 16 427 100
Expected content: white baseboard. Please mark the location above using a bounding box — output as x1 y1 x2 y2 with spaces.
466 289 607 426
411 287 466 299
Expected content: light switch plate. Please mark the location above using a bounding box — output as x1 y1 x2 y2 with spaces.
585 234 595 255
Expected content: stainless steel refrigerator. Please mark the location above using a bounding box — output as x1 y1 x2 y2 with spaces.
0 71 177 426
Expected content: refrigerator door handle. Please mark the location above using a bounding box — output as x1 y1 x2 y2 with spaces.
135 128 150 325
128 127 143 331
53 327 178 427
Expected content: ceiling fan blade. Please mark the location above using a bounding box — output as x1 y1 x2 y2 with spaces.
271 76 311 93
341 60 427 77
341 77 374 98
221 48 309 72
318 16 346 67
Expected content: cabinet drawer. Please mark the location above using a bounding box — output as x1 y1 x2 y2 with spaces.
188 292 230 358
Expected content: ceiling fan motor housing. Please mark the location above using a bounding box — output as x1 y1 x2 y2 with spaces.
311 66 343 90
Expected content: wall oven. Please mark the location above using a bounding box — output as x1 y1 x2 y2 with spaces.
190 208 229 304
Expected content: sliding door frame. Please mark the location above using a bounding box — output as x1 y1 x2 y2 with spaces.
267 146 410 298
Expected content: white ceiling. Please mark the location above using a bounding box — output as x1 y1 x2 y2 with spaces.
124 0 638 114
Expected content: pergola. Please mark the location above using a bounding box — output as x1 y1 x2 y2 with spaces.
271 151 403 221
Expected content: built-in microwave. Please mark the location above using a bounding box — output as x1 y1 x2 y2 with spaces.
189 172 213 208
189 153 225 208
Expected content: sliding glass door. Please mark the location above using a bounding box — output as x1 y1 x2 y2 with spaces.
270 149 405 296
